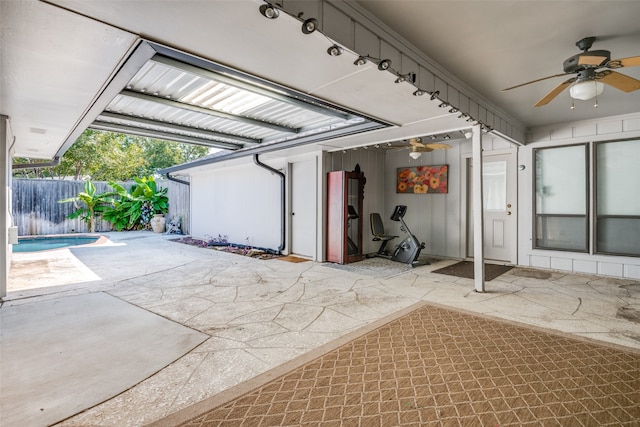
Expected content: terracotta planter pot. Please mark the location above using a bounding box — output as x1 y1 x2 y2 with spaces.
150 214 166 233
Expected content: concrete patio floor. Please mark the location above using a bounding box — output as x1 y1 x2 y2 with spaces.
4 231 640 426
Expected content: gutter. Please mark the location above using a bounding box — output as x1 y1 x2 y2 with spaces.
253 154 285 254
12 157 60 170
159 121 384 174
165 172 190 186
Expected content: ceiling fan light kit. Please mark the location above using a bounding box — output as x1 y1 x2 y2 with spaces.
569 80 604 100
409 151 422 159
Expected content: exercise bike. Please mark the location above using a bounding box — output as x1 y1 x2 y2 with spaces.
370 205 426 267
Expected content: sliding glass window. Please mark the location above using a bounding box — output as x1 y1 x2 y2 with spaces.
534 145 588 251
595 139 640 256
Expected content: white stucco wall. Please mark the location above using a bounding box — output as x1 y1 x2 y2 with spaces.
518 112 640 279
190 161 284 251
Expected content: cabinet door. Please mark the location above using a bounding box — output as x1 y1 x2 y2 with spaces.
326 172 345 263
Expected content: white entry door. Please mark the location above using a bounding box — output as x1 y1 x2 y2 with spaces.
290 159 317 259
467 151 517 263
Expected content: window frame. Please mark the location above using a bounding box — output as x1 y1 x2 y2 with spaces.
593 138 640 257
532 143 590 252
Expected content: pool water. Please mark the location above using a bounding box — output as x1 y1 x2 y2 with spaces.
14 236 100 253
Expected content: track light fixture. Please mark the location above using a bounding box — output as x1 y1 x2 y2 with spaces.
353 56 367 66
302 18 319 34
443 134 451 140
438 102 449 108
413 89 425 96
395 73 416 84
326 44 343 56
259 3 279 19
464 131 473 139
429 91 440 101
377 59 392 71
448 108 459 114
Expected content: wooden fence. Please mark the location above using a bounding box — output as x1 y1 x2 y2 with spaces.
11 178 190 236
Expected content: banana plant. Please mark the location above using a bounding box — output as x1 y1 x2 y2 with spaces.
101 176 169 231
58 180 113 232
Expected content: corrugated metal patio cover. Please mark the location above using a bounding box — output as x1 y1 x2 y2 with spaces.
89 41 385 153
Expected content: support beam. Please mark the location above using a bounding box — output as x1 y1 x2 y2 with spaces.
472 124 485 293
89 123 241 150
96 112 254 146
119 90 296 134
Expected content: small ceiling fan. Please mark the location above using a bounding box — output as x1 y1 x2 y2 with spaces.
407 137 451 159
502 36 640 107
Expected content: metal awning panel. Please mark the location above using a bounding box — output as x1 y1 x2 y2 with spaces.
123 60 349 132
77 40 389 154
105 94 283 140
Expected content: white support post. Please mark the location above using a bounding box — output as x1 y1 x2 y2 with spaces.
472 125 485 293
1 115 9 299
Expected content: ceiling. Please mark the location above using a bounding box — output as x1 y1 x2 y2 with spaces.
355 0 640 128
2 1 639 161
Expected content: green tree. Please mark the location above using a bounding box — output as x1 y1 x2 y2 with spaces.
12 130 212 181
137 139 210 176
52 130 145 180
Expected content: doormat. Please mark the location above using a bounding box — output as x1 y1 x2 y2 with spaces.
277 255 310 263
432 261 513 281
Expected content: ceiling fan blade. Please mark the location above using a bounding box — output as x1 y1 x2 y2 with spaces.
501 73 571 91
606 56 640 69
409 137 426 147
534 77 576 107
425 143 452 150
414 146 434 152
598 70 640 92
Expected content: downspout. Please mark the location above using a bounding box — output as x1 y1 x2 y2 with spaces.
253 154 285 253
165 172 190 186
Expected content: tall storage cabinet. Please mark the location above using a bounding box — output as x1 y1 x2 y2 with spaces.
326 170 365 264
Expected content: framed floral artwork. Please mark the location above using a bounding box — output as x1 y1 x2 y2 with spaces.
396 165 448 194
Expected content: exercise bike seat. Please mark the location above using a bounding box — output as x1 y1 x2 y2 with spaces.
369 213 398 258
347 205 359 220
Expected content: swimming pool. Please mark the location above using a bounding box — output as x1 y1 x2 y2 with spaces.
14 236 101 253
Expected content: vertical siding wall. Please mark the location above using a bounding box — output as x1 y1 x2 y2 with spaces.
519 112 640 279
11 178 189 236
327 134 514 259
327 144 464 258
